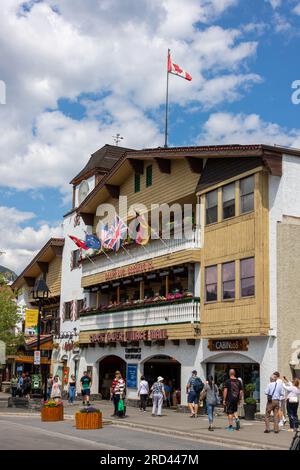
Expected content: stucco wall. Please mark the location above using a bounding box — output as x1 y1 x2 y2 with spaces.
277 221 300 378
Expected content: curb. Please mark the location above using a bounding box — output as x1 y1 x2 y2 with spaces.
0 412 112 425
108 420 284 451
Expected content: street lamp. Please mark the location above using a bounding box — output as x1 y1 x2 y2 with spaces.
32 278 50 399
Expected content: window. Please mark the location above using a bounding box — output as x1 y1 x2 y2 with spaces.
222 261 235 300
240 175 254 214
240 258 255 297
64 301 72 320
71 249 80 269
146 165 153 187
77 299 84 316
134 173 140 193
206 190 218 225
222 183 235 219
205 265 218 302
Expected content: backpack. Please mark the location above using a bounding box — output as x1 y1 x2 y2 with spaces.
193 377 204 393
229 379 241 400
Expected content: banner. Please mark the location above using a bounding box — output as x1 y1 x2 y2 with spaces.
25 309 39 336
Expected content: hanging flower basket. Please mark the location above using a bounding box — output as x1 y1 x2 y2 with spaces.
75 406 102 429
41 401 64 422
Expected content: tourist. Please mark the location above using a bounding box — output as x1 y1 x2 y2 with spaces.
272 371 287 427
46 374 53 400
223 369 243 431
110 371 126 418
283 376 300 432
186 370 204 418
23 372 32 398
17 373 24 397
151 376 166 417
68 374 76 405
138 375 149 412
264 372 283 433
164 380 172 408
201 376 220 431
51 375 62 402
80 371 92 406
10 375 18 397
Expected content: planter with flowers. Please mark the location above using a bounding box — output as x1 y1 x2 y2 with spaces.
243 384 257 420
75 406 102 429
41 400 64 422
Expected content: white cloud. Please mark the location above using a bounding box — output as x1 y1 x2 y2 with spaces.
265 0 282 9
0 0 260 197
293 3 300 15
198 112 300 146
0 206 62 274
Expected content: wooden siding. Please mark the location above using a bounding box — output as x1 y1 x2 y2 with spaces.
200 170 270 338
82 249 201 287
79 323 200 343
46 256 62 297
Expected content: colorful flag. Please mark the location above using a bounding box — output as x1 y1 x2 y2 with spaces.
104 215 128 252
85 234 101 250
68 235 88 250
135 215 150 245
100 224 110 249
168 50 192 81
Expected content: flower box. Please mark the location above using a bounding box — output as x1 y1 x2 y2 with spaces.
75 409 102 429
41 404 64 422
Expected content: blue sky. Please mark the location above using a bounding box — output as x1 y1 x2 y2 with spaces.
1 0 300 272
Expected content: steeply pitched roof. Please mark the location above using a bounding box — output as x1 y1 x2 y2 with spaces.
70 144 133 185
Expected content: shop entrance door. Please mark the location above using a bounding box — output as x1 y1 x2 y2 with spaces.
98 355 126 399
143 355 181 405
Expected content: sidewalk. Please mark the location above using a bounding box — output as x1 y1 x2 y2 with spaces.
0 394 294 450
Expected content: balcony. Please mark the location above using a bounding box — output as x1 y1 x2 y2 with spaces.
80 298 200 331
82 229 201 277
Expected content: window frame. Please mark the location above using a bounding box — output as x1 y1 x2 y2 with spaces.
64 301 72 321
222 261 236 301
205 265 218 303
146 164 153 188
240 257 255 298
222 182 236 220
240 175 255 215
205 189 218 225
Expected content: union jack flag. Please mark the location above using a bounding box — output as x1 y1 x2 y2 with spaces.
104 215 127 252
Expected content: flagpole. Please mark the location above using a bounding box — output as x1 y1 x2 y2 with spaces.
164 48 170 148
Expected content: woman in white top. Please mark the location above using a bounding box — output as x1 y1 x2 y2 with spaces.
283 376 300 431
138 376 149 412
51 376 62 402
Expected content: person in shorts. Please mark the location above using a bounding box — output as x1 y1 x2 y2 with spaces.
80 371 92 405
223 369 243 431
186 370 203 418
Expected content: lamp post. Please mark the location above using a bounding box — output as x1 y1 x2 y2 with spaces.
31 278 50 399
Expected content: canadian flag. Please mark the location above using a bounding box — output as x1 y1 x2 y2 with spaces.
168 50 192 81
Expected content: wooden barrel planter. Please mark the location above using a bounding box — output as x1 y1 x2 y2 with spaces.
41 405 64 422
75 411 102 429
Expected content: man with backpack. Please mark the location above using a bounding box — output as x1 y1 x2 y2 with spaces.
223 369 243 431
186 370 204 418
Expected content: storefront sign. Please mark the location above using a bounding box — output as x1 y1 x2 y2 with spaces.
125 348 141 360
34 350 41 365
90 329 168 344
104 260 154 281
127 364 138 388
208 339 249 352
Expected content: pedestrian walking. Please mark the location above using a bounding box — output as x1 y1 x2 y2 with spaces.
273 371 287 427
80 371 92 406
46 374 53 400
186 370 204 418
264 372 283 433
17 373 24 397
138 375 149 412
10 375 18 397
110 371 126 418
223 369 243 431
68 374 76 405
23 372 32 398
51 376 62 402
283 376 300 432
201 376 220 431
151 376 166 417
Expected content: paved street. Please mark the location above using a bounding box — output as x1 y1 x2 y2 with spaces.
0 396 295 450
0 415 230 450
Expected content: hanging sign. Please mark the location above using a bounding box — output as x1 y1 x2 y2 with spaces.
25 309 39 336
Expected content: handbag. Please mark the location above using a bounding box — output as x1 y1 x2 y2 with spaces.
118 398 125 412
267 382 277 403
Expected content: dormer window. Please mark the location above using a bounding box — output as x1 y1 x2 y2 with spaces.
78 180 90 205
